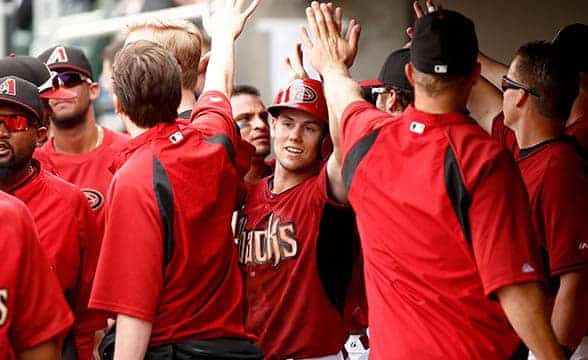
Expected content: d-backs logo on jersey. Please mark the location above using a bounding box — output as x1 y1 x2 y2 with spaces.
237 213 299 267
81 188 104 210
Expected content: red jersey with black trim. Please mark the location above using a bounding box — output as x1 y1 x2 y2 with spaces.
236 167 356 359
90 91 253 347
0 192 74 359
340 103 544 359
7 161 105 359
565 115 588 153
35 127 128 231
517 138 588 278
491 112 520 158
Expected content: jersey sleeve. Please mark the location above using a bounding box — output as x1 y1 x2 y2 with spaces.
10 202 73 351
89 166 164 322
340 101 395 157
540 157 588 276
468 150 545 296
490 113 519 157
190 91 240 142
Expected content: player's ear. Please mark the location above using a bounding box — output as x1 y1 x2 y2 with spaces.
34 126 48 147
387 89 398 113
405 63 415 87
89 81 100 101
198 52 210 74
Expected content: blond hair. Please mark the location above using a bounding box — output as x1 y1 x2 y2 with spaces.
125 18 203 90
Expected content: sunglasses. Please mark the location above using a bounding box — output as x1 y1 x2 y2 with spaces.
0 114 31 132
501 75 540 97
57 72 92 88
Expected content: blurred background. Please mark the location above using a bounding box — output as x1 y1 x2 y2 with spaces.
0 0 587 126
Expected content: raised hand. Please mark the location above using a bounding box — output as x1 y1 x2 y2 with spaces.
300 2 361 75
203 0 261 40
284 43 309 83
405 0 442 47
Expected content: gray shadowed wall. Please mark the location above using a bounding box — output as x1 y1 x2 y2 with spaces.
233 0 588 105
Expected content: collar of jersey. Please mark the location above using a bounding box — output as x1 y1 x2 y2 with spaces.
403 105 471 127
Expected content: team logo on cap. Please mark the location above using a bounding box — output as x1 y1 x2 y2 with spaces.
82 188 104 211
46 46 69 65
0 79 16 96
291 84 317 103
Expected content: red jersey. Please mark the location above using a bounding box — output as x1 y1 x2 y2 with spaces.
0 192 73 358
7 161 106 359
517 138 588 279
340 103 544 359
491 112 520 158
90 91 253 347
35 127 128 231
236 167 356 359
565 115 588 153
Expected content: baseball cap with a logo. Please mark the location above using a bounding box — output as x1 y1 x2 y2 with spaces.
268 79 328 123
553 23 588 73
0 76 44 122
411 10 478 75
37 45 94 79
0 56 76 100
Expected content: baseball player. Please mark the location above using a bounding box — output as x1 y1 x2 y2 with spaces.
0 190 74 359
234 37 361 357
0 73 104 359
35 45 128 232
89 1 263 358
230 85 272 183
553 23 588 153
302 3 566 358
123 18 209 120
364 48 413 116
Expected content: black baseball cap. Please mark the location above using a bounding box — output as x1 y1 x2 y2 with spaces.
37 45 94 79
553 23 588 73
0 56 76 100
411 10 478 75
0 76 44 122
378 48 412 91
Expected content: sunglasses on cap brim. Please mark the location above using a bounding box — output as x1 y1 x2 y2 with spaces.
501 75 540 97
0 114 32 132
38 71 77 100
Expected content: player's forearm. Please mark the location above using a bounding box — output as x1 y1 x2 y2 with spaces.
552 270 588 350
18 341 59 360
202 34 235 97
478 51 508 89
497 282 565 360
113 314 152 360
321 64 364 141
468 76 503 134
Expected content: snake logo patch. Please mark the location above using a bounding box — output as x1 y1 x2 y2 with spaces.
82 189 104 211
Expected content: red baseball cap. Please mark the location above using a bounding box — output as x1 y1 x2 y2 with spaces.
268 79 328 123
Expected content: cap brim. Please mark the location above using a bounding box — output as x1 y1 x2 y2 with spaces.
358 79 385 88
40 87 76 100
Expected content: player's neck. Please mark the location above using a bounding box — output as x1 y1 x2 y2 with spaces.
245 155 270 184
272 163 316 194
413 88 469 115
52 118 102 154
567 88 588 127
177 88 197 116
0 160 35 191
516 112 564 149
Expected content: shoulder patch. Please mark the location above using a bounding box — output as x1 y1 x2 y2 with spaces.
81 188 104 210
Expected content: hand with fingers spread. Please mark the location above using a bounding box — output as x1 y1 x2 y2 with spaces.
300 1 361 75
404 0 442 47
284 43 310 83
203 0 261 41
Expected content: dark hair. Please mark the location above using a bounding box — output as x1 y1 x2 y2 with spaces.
393 87 414 109
113 40 181 127
233 84 261 98
102 38 125 64
514 41 579 121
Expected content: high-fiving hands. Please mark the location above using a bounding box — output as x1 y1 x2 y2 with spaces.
299 2 361 76
204 0 262 41
405 0 442 47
